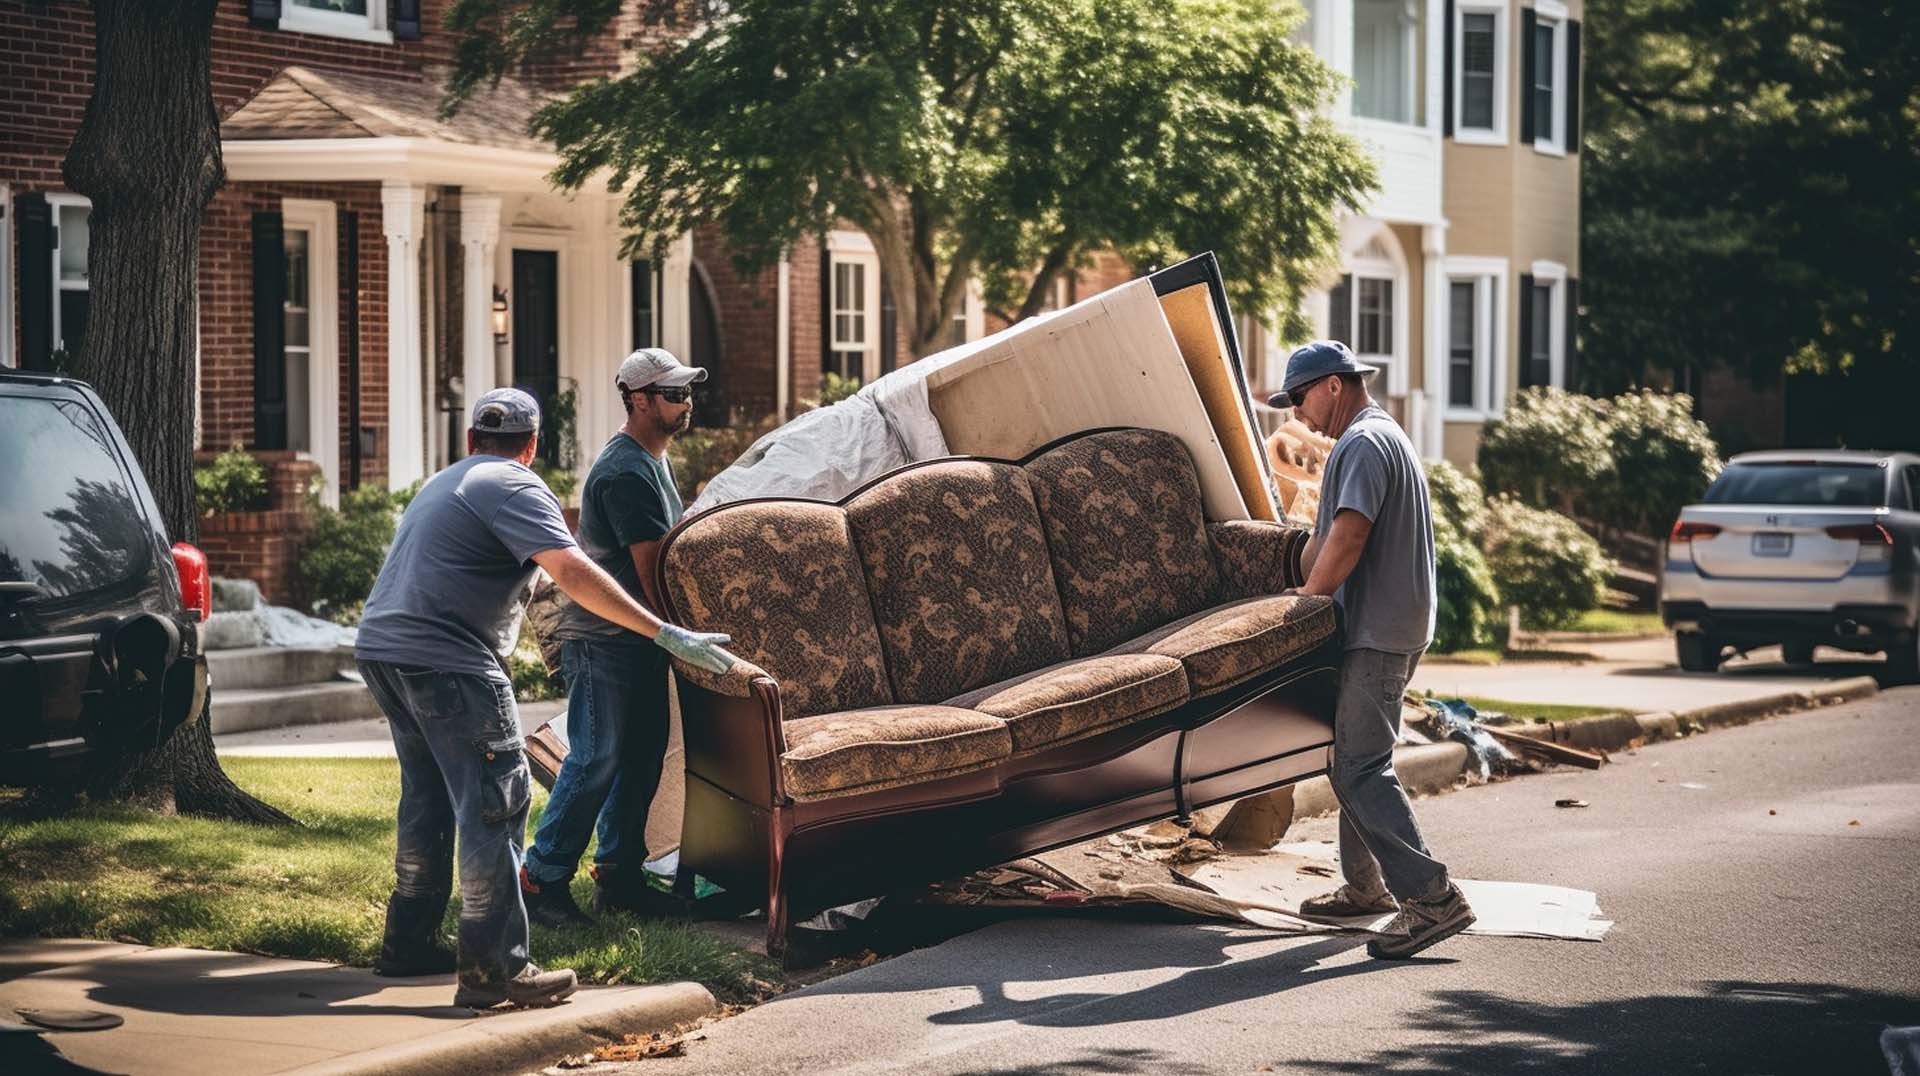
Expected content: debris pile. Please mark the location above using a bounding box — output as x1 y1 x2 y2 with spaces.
1265 419 1333 525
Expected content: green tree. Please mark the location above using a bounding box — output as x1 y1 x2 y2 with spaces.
1581 0 1920 409
447 0 1376 354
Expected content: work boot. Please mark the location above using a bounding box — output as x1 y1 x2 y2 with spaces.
591 864 691 919
1300 884 1399 919
373 892 456 977
1366 882 1476 959
452 963 579 1009
521 865 595 929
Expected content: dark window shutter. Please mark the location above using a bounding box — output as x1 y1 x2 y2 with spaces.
878 267 897 374
630 260 654 349
252 211 289 450
1520 7 1536 145
1329 273 1353 346
393 0 422 40
1442 0 1456 137
248 0 281 29
1564 277 1580 390
1565 20 1582 153
16 193 54 372
819 240 832 377
1517 272 1535 388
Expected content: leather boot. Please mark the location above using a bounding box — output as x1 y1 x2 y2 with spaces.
373 891 456 977
591 864 690 919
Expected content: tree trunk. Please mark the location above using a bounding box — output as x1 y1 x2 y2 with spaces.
63 0 293 825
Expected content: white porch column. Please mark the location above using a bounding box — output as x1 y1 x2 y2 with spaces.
460 194 503 435
382 182 428 487
660 231 694 360
776 256 791 420
1422 221 1449 459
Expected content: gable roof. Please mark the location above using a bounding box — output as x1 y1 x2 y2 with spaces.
220 66 549 154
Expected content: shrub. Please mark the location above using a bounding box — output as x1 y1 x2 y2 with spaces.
1483 496 1614 630
1432 512 1503 651
510 624 562 702
1478 387 1613 515
1424 459 1487 545
300 482 418 624
818 371 861 406
1595 389 1722 537
194 444 269 516
669 418 781 504
532 461 579 505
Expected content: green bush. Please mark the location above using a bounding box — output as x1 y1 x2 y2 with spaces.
300 483 418 625
532 461 579 505
194 445 269 516
1424 459 1488 545
510 625 562 702
1433 512 1503 651
1478 388 1613 515
1483 496 1614 630
1595 389 1722 536
669 419 780 504
818 371 861 406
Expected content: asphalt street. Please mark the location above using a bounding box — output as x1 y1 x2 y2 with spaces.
621 688 1920 1076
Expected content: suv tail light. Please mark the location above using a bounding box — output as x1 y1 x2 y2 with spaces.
1827 523 1894 563
1669 521 1722 543
171 542 211 621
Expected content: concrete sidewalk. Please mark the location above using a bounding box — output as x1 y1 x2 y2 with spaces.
0 939 712 1076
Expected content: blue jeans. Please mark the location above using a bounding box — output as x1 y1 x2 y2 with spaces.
1330 647 1451 902
359 660 532 990
524 638 670 884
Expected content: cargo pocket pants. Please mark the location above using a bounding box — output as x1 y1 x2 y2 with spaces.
1329 647 1451 902
360 660 532 990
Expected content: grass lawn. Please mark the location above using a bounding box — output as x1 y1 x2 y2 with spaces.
1430 694 1629 723
0 757 776 1001
1553 609 1665 636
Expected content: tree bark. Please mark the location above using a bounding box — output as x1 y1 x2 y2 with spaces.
63 0 293 825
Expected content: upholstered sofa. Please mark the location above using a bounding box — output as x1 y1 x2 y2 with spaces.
654 427 1343 953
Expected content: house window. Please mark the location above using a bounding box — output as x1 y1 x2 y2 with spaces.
1528 4 1568 153
284 228 312 452
280 0 393 44
829 257 873 381
1523 273 1568 389
1452 3 1506 142
51 196 91 361
1443 257 1509 417
1448 281 1476 409
1356 277 1393 357
630 260 655 349
1354 0 1423 125
1038 275 1072 313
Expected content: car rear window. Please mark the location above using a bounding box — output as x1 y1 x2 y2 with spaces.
1701 462 1887 507
0 393 154 600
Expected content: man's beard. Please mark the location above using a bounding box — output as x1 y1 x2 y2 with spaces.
658 409 691 437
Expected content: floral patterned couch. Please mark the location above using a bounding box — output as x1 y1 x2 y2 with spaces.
655 427 1343 954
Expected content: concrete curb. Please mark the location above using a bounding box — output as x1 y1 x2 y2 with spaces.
284 981 716 1076
1290 676 1881 821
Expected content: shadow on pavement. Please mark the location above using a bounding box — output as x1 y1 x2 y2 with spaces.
18 949 475 1021
1289 980 1917 1074
951 1046 1170 1074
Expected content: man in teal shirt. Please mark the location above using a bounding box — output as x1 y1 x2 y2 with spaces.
522 349 704 925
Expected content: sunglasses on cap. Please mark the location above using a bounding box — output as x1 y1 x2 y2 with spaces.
641 385 695 404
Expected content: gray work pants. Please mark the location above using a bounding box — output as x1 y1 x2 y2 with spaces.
1330 647 1450 902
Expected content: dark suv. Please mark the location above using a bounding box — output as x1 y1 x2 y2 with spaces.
0 370 210 782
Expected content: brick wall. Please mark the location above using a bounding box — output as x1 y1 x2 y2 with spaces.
693 224 779 421
191 452 320 604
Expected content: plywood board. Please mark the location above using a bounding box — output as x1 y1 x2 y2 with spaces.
1157 283 1280 522
926 279 1252 521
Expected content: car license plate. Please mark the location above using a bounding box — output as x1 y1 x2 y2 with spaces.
1753 532 1793 557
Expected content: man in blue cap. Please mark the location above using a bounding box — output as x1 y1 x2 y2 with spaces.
1268 340 1475 959
355 387 734 1009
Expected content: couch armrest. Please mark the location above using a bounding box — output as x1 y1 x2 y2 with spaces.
670 647 774 699
1208 520 1310 599
674 660 791 807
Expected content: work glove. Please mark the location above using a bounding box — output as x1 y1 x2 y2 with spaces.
655 624 734 675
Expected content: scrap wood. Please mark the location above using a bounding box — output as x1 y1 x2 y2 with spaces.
1483 724 1608 770
558 1030 708 1066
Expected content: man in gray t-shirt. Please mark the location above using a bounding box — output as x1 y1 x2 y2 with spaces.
1269 340 1473 960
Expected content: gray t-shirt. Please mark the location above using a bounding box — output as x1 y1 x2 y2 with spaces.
1315 404 1436 654
355 454 577 677
553 432 684 641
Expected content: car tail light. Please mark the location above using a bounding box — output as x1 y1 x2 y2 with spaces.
1669 521 1721 543
1827 523 1894 562
171 542 211 621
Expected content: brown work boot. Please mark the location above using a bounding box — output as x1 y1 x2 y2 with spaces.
452 963 579 1009
1300 884 1399 919
1366 882 1476 959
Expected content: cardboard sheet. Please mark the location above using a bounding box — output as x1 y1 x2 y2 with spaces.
1157 283 1279 521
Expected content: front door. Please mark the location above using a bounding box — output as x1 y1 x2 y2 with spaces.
511 250 560 465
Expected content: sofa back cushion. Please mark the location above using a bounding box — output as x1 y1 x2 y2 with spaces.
846 460 1072 703
1024 429 1220 655
661 501 893 720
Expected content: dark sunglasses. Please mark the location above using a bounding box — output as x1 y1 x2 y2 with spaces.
1284 376 1331 409
642 385 695 404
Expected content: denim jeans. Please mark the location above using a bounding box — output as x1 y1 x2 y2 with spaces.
1330 647 1450 902
523 638 670 885
359 660 532 990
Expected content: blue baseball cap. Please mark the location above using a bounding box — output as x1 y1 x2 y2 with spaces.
1265 340 1379 408
470 387 540 434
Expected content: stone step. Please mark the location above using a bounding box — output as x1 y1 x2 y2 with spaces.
206 646 355 691
209 681 383 735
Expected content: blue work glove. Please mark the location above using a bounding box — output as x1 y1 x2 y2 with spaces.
655 624 734 675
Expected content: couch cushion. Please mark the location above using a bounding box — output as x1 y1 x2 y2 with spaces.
1024 429 1220 656
1111 594 1337 693
847 460 1071 704
780 705 1013 801
944 653 1189 753
661 501 893 720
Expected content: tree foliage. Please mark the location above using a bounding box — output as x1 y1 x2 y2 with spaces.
1581 0 1920 393
447 0 1376 354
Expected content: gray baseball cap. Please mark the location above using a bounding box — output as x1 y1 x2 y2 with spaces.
470 387 540 434
1265 340 1379 408
616 347 708 391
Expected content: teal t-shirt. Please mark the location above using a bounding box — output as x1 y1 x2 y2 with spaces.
552 431 684 640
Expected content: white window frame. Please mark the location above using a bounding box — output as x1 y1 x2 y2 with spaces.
1451 0 1509 144
46 192 91 361
826 229 880 383
1442 256 1509 419
943 277 986 350
279 0 394 45
281 199 341 507
1530 258 1567 387
1531 1 1568 156
1339 234 1411 397
0 183 12 368
1352 0 1425 127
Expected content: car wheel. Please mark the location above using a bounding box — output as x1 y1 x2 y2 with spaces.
1676 632 1722 673
1782 641 1816 666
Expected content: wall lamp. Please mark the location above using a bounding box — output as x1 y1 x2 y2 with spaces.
491 287 510 344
